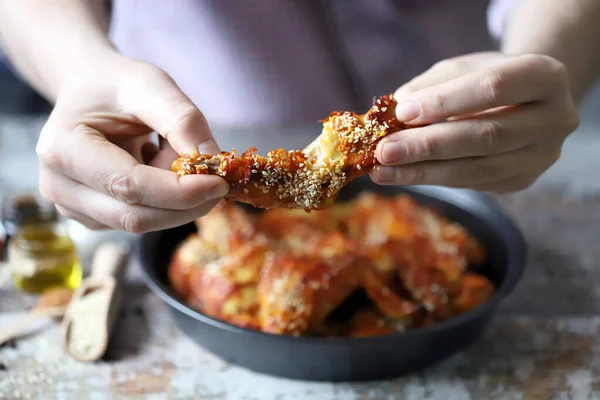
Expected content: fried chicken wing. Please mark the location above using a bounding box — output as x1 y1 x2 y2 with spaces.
257 209 340 252
172 95 408 211
195 200 257 254
189 236 270 329
343 310 398 337
168 234 219 300
257 251 364 335
452 273 495 313
345 192 489 319
361 267 420 321
256 227 418 335
258 207 343 235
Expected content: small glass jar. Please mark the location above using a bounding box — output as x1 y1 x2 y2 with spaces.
3 193 82 294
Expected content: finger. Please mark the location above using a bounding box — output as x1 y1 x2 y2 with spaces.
395 63 470 99
117 67 219 155
55 205 111 231
37 123 229 210
141 137 179 169
371 145 548 188
445 105 516 122
394 55 568 125
395 53 509 98
39 167 220 234
377 103 556 165
149 139 179 170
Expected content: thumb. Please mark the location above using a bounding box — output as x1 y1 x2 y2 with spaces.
117 66 219 155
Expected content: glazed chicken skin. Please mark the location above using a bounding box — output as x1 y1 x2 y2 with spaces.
193 236 269 329
171 94 409 211
168 234 219 301
344 192 491 320
168 194 495 338
256 229 418 335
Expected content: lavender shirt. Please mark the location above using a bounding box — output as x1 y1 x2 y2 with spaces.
109 0 520 129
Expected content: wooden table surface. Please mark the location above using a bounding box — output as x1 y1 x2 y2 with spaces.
1 116 599 400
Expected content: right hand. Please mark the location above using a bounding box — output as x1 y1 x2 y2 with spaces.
36 53 229 233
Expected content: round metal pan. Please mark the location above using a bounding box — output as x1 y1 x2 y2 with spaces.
136 177 527 382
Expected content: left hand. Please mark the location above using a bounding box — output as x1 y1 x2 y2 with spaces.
371 52 580 193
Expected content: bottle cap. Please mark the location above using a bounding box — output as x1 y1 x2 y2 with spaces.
1 192 58 235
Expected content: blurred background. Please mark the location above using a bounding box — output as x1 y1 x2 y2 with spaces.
1 44 599 120
0 51 51 115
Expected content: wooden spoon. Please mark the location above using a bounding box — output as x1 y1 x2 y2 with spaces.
0 287 74 347
61 242 129 362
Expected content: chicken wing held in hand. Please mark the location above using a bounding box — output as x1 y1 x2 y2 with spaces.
171 94 407 211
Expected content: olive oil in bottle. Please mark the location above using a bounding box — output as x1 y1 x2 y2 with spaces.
4 194 82 294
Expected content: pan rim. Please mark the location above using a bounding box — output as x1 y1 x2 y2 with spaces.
137 185 527 344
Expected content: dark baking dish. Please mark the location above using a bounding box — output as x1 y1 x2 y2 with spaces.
136 177 527 382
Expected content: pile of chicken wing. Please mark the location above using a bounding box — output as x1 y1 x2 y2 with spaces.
168 192 494 337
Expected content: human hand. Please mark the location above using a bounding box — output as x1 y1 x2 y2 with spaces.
371 52 580 192
36 53 229 233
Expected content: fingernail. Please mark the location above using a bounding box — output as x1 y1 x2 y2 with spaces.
373 166 398 183
381 142 406 164
395 100 420 122
394 85 416 100
206 182 229 200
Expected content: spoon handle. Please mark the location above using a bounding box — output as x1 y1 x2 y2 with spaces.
90 242 128 280
0 306 66 347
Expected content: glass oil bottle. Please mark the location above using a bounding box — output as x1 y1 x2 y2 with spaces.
3 194 82 294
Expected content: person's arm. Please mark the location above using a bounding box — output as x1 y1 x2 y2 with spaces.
0 0 115 102
501 0 600 104
0 0 228 234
